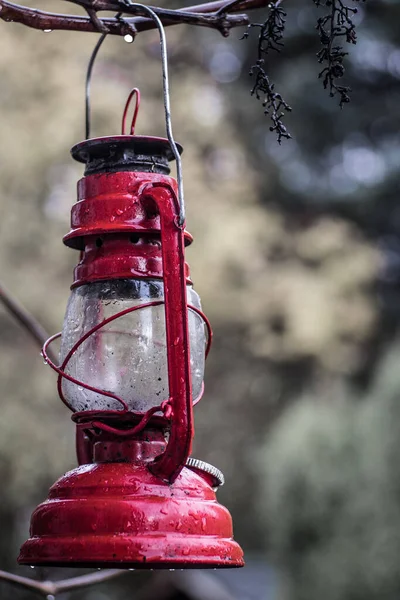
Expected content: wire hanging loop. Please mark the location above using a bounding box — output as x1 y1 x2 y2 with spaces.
122 1 186 227
85 11 124 140
84 3 184 225
122 87 141 135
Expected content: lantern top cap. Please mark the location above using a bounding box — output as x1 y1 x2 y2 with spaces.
71 136 183 177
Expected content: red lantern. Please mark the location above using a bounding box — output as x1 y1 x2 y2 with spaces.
18 87 244 569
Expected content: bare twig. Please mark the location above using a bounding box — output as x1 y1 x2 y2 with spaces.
245 0 291 142
0 568 125 597
86 6 109 32
314 0 365 107
0 0 270 36
0 281 58 364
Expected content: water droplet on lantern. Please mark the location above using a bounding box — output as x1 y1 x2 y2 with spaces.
43 29 52 32
124 34 134 43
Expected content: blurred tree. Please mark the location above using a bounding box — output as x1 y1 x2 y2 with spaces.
261 340 400 600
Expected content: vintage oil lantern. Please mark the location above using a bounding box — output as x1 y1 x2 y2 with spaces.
17 82 244 568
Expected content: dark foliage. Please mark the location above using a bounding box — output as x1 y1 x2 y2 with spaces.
245 2 292 144
246 0 366 140
314 0 366 107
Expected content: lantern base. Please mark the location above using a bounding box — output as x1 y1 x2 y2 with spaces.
18 462 244 569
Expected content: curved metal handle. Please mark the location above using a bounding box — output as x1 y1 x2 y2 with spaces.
123 2 185 225
140 182 192 484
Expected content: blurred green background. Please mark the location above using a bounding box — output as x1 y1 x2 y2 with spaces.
1 0 400 598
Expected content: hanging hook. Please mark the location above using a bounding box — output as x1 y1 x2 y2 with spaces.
122 1 185 227
122 87 141 135
84 3 185 226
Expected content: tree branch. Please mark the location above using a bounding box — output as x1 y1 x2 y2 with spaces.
0 281 58 364
0 0 270 37
0 568 125 597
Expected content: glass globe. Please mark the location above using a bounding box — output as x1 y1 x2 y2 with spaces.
60 279 206 412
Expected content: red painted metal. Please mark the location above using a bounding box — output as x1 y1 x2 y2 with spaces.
19 415 244 568
71 234 192 288
139 182 193 482
64 171 193 252
69 177 194 482
19 92 244 568
18 460 244 568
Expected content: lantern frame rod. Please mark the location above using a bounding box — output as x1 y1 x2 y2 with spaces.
42 301 211 412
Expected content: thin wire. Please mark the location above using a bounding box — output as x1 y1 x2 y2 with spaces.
84 4 185 223
123 1 186 226
85 13 122 140
85 33 107 140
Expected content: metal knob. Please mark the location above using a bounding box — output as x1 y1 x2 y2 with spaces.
186 457 225 489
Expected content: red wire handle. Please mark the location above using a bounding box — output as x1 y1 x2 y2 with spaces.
91 405 162 436
42 302 212 414
121 87 141 135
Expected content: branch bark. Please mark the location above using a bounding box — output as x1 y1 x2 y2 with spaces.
0 281 58 364
0 568 126 597
0 0 270 37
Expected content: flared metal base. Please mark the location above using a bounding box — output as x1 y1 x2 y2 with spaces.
18 462 244 569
